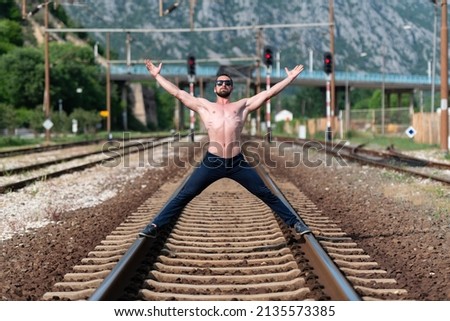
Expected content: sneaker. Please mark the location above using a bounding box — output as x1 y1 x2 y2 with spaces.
139 224 158 238
294 220 311 235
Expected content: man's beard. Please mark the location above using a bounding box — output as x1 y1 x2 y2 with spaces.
216 90 231 98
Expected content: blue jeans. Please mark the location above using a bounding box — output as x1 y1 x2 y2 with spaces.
151 152 300 228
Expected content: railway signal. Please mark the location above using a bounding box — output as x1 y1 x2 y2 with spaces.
263 47 274 141
187 55 196 76
323 52 333 141
263 47 273 67
323 51 333 75
187 55 196 141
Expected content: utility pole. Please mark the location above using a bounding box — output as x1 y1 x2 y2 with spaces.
189 0 196 31
255 28 262 135
106 32 112 140
187 56 196 142
126 32 132 68
381 45 386 135
326 75 332 142
439 0 448 151
265 71 272 142
22 0 27 19
43 1 51 144
431 0 438 114
329 0 336 120
324 52 333 142
189 79 195 142
264 47 273 143
26 1 53 143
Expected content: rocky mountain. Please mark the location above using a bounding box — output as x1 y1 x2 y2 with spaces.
61 0 443 76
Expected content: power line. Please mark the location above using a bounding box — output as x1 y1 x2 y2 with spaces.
46 22 332 34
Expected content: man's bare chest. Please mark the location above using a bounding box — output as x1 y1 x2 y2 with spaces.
201 107 244 129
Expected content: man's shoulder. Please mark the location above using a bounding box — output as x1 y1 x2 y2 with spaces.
230 98 248 108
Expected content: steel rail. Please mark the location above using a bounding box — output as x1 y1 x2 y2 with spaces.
0 139 159 176
271 136 450 185
341 150 450 185
88 169 193 301
243 147 362 301
0 139 104 158
0 138 174 194
89 145 361 300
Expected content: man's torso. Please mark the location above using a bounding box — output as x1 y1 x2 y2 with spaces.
197 100 248 158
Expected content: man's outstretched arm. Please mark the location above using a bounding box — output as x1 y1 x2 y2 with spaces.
244 64 304 112
144 59 202 112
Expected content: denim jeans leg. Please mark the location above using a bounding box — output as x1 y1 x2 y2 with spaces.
227 160 299 227
151 153 224 227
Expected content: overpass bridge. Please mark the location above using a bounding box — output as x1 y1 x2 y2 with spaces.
107 62 448 144
110 63 447 92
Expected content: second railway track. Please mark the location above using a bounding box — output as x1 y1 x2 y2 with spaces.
0 136 177 193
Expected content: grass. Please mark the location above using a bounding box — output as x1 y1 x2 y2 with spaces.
0 136 42 149
380 170 411 183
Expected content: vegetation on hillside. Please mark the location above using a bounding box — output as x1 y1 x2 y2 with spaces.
0 0 176 138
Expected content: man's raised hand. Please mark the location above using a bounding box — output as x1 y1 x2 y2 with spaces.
284 64 304 80
144 59 162 78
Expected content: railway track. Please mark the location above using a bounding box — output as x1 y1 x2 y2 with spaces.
0 134 163 159
41 149 407 301
272 137 450 185
0 136 177 193
0 139 105 158
337 143 450 184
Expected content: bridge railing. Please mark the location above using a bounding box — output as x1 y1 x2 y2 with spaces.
110 64 444 86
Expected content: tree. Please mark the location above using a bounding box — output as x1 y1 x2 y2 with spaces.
29 107 45 136
152 83 175 130
50 43 105 114
0 47 44 108
0 43 106 113
52 111 70 136
282 87 325 118
0 103 17 135
0 19 24 54
0 0 22 20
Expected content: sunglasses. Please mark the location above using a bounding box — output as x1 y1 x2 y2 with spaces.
215 80 232 87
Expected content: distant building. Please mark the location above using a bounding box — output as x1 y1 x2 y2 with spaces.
275 110 293 122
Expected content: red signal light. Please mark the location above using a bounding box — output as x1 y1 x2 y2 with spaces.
187 55 196 76
263 47 273 67
323 52 333 74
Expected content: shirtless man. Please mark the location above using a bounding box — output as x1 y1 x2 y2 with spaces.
139 59 311 238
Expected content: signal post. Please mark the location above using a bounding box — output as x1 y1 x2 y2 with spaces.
323 52 333 142
187 56 196 142
263 47 273 142
440 0 448 152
